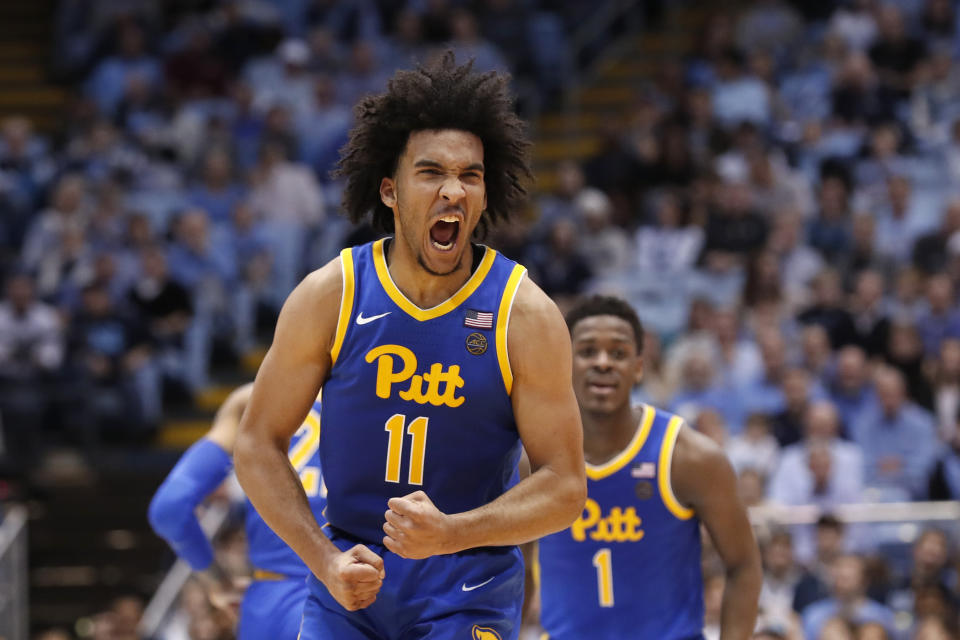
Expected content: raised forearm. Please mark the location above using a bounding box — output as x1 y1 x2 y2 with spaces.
719 560 762 640
445 465 585 552
234 431 336 576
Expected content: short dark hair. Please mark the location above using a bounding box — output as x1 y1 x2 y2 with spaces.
335 52 532 234
566 295 645 353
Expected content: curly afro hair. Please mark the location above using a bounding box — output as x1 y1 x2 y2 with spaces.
334 52 532 235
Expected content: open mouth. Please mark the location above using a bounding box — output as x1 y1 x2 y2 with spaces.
429 215 461 251
587 381 618 395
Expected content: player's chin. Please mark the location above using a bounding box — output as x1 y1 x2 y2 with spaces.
421 238 464 275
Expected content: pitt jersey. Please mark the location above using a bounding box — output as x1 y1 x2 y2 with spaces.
244 400 325 577
320 238 526 543
538 405 704 640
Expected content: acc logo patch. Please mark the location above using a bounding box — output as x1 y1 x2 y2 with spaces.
465 332 488 355
472 626 502 640
634 481 654 500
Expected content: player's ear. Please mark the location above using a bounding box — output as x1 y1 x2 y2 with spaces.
380 177 397 209
634 355 644 385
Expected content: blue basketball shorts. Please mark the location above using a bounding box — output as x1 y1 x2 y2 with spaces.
238 575 308 640
298 530 523 640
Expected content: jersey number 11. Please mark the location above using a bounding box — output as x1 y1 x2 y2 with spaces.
384 414 429 485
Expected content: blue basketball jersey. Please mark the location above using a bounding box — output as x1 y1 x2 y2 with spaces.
320 238 526 543
539 405 705 640
244 400 326 576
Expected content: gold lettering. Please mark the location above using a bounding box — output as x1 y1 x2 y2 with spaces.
571 498 601 541
572 501 645 543
366 345 466 408
365 345 418 399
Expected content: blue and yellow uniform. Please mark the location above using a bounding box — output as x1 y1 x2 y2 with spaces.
300 239 527 640
240 400 326 639
538 405 705 640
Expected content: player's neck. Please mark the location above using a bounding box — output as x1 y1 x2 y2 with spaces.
386 237 476 309
581 404 644 465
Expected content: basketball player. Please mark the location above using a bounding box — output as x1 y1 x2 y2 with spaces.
536 296 762 639
234 54 587 640
148 384 324 638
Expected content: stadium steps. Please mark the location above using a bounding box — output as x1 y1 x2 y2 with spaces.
0 0 67 133
531 4 710 189
27 451 179 631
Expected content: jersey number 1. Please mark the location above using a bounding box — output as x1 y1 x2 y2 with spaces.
384 414 428 485
593 548 614 607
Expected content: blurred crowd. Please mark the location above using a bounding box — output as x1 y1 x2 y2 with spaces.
0 0 581 475
7 0 960 637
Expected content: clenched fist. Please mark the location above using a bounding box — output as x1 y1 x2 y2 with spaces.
382 490 455 559
319 544 385 611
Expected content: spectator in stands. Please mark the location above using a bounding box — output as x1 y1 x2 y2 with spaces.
187 147 246 227
68 282 159 439
86 21 160 114
800 324 834 386
710 305 763 389
916 273 960 358
297 74 352 181
809 175 854 262
847 269 890 358
128 244 194 400
827 0 878 52
928 427 960 501
836 214 896 290
671 348 743 428
446 9 508 74
575 189 630 279
634 190 704 275
798 268 856 350
0 271 64 471
829 346 876 436
930 338 960 440
334 40 392 110
526 218 592 306
802 554 896 639
727 412 780 479
884 320 934 408
869 4 927 96
0 116 54 254
770 367 819 447
759 529 802 630
768 401 864 510
702 181 769 261
794 515 847 613
710 48 771 128
886 529 957 630
913 199 960 276
21 174 90 274
248 139 324 302
873 175 938 266
767 211 823 312
853 366 938 500
742 328 792 418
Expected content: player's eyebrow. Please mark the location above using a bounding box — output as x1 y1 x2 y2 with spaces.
414 159 484 172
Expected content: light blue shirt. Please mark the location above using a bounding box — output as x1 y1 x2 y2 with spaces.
852 403 938 499
802 598 895 639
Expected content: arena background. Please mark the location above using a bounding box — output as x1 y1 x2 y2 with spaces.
1 0 959 638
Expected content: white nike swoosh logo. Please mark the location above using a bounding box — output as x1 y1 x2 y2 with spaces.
356 311 391 325
461 576 495 592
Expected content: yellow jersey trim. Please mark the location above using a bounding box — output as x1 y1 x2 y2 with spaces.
495 264 526 395
330 248 355 365
658 416 695 520
372 238 497 321
585 405 655 480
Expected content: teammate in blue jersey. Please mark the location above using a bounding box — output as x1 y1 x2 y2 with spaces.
234 53 586 640
536 296 762 640
148 384 325 639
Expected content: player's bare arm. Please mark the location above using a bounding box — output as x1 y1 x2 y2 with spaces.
203 382 253 454
383 277 586 557
235 259 385 611
672 426 762 640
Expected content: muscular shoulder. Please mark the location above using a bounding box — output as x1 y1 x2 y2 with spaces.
275 256 345 359
670 423 737 511
507 276 570 382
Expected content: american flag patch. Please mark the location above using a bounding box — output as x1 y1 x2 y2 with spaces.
464 309 494 329
631 462 656 478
